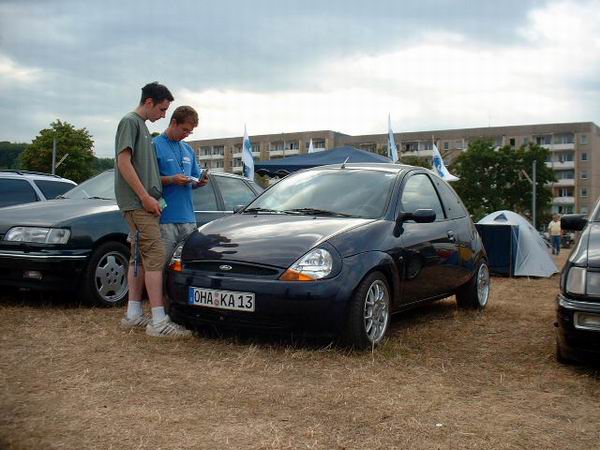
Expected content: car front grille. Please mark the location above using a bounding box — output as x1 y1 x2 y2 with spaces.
184 260 282 277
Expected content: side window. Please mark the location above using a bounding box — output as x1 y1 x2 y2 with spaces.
34 180 75 199
214 176 256 211
400 174 444 221
192 182 219 211
0 178 38 207
434 179 468 219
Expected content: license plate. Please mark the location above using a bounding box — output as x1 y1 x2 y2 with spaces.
188 287 255 312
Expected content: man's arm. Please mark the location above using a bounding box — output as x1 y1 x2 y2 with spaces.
117 148 161 216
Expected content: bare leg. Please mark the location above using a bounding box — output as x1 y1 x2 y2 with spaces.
127 264 146 301
145 270 164 308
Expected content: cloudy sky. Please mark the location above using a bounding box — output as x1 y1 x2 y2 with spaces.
1 0 599 157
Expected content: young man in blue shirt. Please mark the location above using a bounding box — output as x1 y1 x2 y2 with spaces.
155 106 207 263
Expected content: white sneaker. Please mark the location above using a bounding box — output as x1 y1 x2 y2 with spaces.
146 315 192 337
120 314 152 329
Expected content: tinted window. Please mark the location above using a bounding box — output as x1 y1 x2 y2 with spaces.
400 174 444 220
0 178 38 207
214 176 256 211
192 182 219 211
247 169 396 218
34 180 75 199
433 178 468 219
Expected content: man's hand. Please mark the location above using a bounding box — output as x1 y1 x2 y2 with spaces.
141 194 162 216
172 174 189 185
196 176 209 187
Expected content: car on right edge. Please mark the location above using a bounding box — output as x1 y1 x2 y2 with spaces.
556 197 600 364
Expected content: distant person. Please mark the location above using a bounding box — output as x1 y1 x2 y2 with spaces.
154 106 208 260
115 81 191 337
548 214 562 255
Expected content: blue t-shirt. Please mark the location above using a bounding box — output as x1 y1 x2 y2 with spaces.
154 133 201 224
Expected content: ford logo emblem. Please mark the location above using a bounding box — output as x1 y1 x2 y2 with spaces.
219 264 233 271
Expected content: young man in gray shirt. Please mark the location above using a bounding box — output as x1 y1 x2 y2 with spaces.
115 81 191 337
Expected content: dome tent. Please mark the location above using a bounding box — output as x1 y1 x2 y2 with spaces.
476 210 558 278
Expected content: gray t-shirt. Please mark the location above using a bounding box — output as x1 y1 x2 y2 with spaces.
114 112 162 211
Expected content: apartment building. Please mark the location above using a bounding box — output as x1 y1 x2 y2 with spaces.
189 122 600 215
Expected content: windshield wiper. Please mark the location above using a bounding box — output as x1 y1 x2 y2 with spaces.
88 196 113 200
243 207 283 214
282 208 354 217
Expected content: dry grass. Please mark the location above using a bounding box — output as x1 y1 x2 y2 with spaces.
1 253 599 449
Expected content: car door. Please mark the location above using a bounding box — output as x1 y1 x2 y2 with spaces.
192 177 223 226
397 172 460 302
213 175 260 213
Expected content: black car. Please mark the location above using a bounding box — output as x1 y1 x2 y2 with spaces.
0 170 262 306
166 163 490 348
556 199 600 363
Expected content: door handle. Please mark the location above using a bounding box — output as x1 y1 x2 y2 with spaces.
447 231 455 242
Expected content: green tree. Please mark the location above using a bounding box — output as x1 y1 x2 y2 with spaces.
92 157 115 175
0 141 28 169
399 155 431 168
452 140 554 224
20 120 95 183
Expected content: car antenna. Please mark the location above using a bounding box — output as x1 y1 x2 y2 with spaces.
340 156 350 169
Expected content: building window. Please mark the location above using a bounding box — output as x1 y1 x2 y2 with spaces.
422 141 433 151
581 206 589 214
523 137 529 145
553 133 574 144
252 143 260 152
213 160 224 168
286 141 299 150
559 188 573 197
213 146 224 156
580 134 588 145
535 135 552 145
581 152 588 161
581 170 588 179
270 141 284 151
509 138 516 147
581 187 588 198
443 142 449 150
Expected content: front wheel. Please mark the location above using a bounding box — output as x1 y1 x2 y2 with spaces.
456 259 490 309
80 241 129 307
340 272 391 349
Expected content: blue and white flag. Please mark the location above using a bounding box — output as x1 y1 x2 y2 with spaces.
308 138 315 154
241 125 254 179
387 114 398 162
431 140 459 182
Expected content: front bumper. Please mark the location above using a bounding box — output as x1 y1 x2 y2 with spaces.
166 263 366 336
0 249 90 291
556 293 600 362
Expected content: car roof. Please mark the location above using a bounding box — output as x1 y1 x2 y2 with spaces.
0 169 76 183
306 162 419 175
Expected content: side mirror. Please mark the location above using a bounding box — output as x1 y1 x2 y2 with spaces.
396 208 436 224
561 214 587 231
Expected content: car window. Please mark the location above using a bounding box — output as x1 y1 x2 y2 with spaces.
214 176 256 211
400 173 445 221
192 182 219 211
33 180 75 199
63 170 115 200
0 178 39 207
247 169 396 218
433 178 468 219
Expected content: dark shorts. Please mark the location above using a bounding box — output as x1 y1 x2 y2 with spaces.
123 209 165 272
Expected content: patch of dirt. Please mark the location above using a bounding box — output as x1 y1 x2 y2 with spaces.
1 253 599 449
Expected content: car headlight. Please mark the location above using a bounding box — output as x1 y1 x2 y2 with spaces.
565 267 600 297
168 243 184 272
4 227 70 244
280 248 333 281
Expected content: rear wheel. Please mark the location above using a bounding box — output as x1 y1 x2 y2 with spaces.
340 272 391 349
456 259 490 309
80 241 129 307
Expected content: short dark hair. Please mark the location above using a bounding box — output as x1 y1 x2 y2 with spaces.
139 82 174 105
170 106 199 126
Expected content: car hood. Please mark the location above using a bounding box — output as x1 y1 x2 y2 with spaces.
0 198 118 232
183 214 373 268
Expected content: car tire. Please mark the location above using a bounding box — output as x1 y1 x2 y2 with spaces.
456 259 490 309
80 241 129 307
340 271 391 350
555 340 574 365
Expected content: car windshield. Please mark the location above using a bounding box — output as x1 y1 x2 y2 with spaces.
62 170 115 200
245 169 397 218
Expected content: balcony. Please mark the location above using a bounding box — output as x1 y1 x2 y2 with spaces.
232 166 243 174
232 151 260 159
545 161 574 170
285 149 301 156
198 153 224 160
552 196 575 205
269 150 285 157
549 178 575 187
402 149 433 158
543 143 575 151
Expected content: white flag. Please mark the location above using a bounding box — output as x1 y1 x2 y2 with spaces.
308 138 315 153
387 114 398 162
241 125 254 179
432 141 459 182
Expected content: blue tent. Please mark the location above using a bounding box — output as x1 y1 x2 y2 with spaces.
254 146 392 177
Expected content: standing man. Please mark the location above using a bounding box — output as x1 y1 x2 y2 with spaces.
115 81 191 337
154 106 207 260
548 214 562 255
